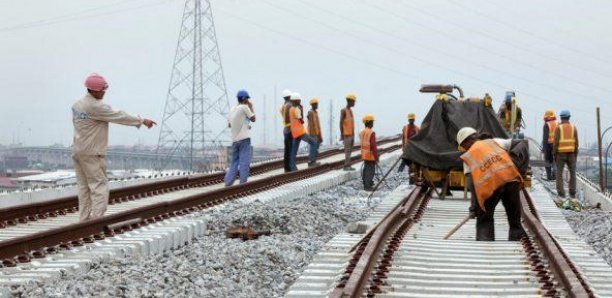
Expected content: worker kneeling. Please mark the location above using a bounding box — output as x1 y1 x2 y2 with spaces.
457 127 526 241
360 115 378 191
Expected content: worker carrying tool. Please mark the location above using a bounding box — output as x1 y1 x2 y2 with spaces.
541 110 558 181
398 113 420 172
307 98 323 144
553 110 578 203
457 127 526 241
224 89 256 186
498 93 523 133
288 93 320 170
279 89 293 173
360 114 379 190
340 93 357 171
72 73 156 222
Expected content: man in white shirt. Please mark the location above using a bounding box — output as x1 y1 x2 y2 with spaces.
224 89 256 186
72 73 156 221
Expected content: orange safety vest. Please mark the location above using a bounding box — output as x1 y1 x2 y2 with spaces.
307 109 322 138
360 128 375 161
557 123 576 153
342 108 354 136
546 121 558 144
460 139 522 211
280 102 291 128
289 106 306 138
402 124 420 146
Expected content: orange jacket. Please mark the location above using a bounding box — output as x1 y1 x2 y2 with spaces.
289 106 306 138
360 128 377 161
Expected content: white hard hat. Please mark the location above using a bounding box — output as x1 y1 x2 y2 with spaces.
457 127 477 145
282 89 292 98
290 92 301 101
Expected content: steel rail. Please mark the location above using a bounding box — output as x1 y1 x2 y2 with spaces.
520 190 593 297
0 144 401 264
330 186 429 298
0 137 400 227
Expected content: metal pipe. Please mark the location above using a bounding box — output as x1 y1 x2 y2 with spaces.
605 142 612 190
597 108 604 191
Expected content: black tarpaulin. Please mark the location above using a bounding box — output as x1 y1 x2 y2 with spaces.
402 100 509 170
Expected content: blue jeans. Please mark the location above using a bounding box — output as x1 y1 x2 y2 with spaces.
224 138 252 186
289 134 319 171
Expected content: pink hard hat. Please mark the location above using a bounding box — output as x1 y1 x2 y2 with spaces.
84 73 108 92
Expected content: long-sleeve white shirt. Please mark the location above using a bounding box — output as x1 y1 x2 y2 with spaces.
72 93 143 156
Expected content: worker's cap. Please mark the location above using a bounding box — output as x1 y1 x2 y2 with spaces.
362 114 375 123
84 73 108 92
559 110 571 118
456 127 477 145
237 89 250 100
290 92 301 101
408 113 416 120
282 89 292 98
346 93 357 101
309 97 319 105
544 109 555 118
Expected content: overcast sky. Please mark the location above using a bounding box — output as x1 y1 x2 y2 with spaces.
1 0 611 148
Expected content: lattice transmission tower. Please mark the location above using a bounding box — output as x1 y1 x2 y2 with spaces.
157 0 230 171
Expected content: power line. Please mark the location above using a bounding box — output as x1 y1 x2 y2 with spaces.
0 0 177 33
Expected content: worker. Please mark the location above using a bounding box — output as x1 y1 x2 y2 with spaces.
307 98 323 145
339 93 357 171
457 127 526 241
498 95 522 132
553 110 578 201
279 89 293 173
360 114 378 190
288 93 320 170
72 73 156 222
224 89 256 186
398 113 420 172
541 110 558 181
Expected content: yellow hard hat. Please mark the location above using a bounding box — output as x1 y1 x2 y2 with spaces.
544 109 555 118
346 93 357 101
408 113 416 120
362 114 375 123
309 97 319 105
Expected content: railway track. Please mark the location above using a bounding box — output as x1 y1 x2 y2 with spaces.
289 181 612 297
0 138 401 267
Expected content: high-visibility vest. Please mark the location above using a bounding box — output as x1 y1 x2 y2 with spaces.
402 124 420 146
557 123 576 153
460 139 522 211
342 108 354 136
289 106 306 138
279 102 291 128
307 109 322 138
546 121 558 144
360 128 376 161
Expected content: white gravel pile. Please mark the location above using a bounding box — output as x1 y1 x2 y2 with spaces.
11 166 407 298
565 211 612 267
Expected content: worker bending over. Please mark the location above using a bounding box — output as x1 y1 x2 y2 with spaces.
307 98 323 146
72 73 156 222
457 127 526 241
279 89 293 173
360 115 379 191
340 93 357 171
553 110 578 200
398 113 420 172
288 93 320 170
224 90 256 186
541 110 558 181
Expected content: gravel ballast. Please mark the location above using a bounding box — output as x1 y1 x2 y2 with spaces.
11 165 407 298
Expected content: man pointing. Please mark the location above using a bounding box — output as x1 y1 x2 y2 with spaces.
72 73 156 221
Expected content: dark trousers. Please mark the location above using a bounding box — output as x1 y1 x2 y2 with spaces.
283 128 292 172
362 161 376 190
555 153 577 198
474 181 526 241
544 145 555 180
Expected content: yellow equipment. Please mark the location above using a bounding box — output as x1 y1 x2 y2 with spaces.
362 114 374 123
346 93 357 101
544 109 555 118
408 113 416 120
309 97 319 105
